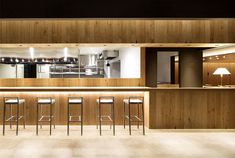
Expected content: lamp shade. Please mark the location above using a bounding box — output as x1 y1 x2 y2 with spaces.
213 68 231 75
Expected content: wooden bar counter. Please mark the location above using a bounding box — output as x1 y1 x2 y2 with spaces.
0 87 235 129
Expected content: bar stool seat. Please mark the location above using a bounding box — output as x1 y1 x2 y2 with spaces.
96 99 114 104
67 97 83 136
96 97 115 136
69 98 82 104
3 97 26 136
38 99 55 104
5 99 25 104
123 99 143 104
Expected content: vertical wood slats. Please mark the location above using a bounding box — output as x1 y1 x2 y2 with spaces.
0 20 235 43
148 89 235 129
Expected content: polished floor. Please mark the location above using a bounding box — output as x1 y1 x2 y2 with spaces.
0 126 235 158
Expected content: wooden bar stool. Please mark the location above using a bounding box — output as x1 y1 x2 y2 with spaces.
123 97 145 135
96 96 115 136
3 97 26 136
67 97 83 136
36 97 55 135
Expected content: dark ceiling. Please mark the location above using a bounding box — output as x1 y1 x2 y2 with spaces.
0 0 234 18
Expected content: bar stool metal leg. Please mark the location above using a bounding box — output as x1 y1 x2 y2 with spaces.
128 102 131 135
3 102 6 136
96 102 98 129
36 102 39 135
50 101 52 135
123 102 126 129
112 102 115 136
137 104 139 129
23 102 26 129
53 102 56 129
109 104 113 129
142 103 145 135
99 103 102 136
40 104 42 129
10 104 12 129
81 102 83 136
16 103 19 136
67 103 70 136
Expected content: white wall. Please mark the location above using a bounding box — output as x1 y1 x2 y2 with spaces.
113 47 140 78
157 51 178 83
37 64 50 78
0 64 24 78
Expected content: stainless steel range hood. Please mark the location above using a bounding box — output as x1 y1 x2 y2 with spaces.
100 50 119 60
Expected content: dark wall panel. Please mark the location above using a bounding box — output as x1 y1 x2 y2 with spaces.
145 48 158 87
0 0 235 18
179 49 203 87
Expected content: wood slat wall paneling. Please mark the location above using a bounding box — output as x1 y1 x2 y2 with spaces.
148 89 235 129
0 20 235 43
0 78 144 87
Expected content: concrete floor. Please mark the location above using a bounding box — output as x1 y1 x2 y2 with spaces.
0 126 235 158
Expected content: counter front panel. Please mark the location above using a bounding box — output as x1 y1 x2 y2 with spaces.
0 87 235 129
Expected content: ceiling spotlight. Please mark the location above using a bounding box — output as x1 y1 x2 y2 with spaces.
42 59 45 62
35 59 38 62
10 58 13 62
22 59 25 62
1 58 4 61
15 58 19 63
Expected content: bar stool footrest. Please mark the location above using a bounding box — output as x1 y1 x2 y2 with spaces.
125 115 142 122
39 116 54 122
69 116 82 122
98 115 113 122
6 116 24 122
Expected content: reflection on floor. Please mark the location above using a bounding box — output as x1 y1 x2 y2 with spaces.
0 126 235 158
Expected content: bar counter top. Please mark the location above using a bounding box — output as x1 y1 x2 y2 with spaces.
0 86 235 92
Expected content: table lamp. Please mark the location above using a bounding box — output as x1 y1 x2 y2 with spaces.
213 68 231 86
